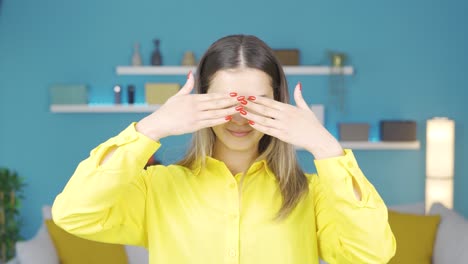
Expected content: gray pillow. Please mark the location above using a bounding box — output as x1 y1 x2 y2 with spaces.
429 203 468 264
388 202 426 215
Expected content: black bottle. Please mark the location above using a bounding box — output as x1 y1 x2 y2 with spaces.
151 39 162 66
127 85 135 104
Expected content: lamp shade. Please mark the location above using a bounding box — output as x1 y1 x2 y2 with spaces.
425 178 454 211
426 117 455 178
425 117 455 212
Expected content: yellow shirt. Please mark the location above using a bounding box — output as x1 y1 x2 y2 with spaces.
52 123 396 264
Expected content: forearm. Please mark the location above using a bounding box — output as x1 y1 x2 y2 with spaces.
53 123 159 226
98 121 162 166
313 150 396 263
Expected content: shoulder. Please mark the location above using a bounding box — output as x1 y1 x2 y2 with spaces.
303 172 319 189
145 164 194 178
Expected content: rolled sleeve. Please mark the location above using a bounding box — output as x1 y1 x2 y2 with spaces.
311 149 396 263
52 122 162 247
92 122 161 168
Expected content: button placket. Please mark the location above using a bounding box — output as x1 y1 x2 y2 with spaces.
224 178 240 263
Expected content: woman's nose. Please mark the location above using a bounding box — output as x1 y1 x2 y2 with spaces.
231 111 249 125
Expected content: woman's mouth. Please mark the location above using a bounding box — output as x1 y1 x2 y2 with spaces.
228 129 252 137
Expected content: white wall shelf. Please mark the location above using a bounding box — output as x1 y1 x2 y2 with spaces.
50 104 421 150
339 141 420 150
50 104 160 113
116 66 354 76
297 141 420 151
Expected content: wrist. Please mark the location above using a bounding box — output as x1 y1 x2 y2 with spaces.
135 120 163 142
306 133 344 160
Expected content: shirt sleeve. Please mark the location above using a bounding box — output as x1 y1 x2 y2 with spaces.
309 149 396 264
52 122 161 248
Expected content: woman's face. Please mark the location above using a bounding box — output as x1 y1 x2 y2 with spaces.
207 68 274 152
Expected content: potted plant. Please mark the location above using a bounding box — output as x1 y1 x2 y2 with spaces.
0 168 26 263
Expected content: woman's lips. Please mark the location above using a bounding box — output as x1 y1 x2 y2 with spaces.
228 129 252 137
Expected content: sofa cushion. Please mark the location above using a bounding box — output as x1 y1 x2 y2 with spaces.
125 245 149 264
387 210 440 264
16 224 60 264
45 219 129 264
429 203 468 264
388 202 425 215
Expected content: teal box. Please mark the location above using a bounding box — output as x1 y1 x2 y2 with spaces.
49 85 88 104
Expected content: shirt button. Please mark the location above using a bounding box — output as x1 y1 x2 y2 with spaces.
229 183 236 189
231 214 238 220
229 250 237 257
347 161 354 168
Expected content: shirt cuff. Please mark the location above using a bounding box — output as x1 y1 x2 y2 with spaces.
314 149 376 208
108 122 161 164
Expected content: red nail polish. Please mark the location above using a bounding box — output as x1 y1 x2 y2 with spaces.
187 71 192 80
229 92 238 97
240 100 248 105
240 110 247 115
248 96 256 101
225 115 232 121
298 82 302 91
248 120 255 125
237 96 245 101
235 106 244 111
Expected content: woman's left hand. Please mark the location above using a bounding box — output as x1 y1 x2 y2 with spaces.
241 82 344 159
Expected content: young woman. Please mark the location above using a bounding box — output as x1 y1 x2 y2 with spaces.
52 35 396 264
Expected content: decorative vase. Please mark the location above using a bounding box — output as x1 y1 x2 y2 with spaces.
132 43 142 66
181 51 196 66
151 39 162 66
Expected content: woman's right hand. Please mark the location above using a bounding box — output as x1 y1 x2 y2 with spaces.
136 72 239 142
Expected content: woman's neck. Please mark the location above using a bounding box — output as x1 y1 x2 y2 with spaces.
212 143 259 176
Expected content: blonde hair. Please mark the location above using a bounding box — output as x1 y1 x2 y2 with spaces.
177 35 309 219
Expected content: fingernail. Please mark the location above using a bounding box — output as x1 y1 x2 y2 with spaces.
229 92 238 97
187 71 192 80
237 96 245 101
240 110 247 115
298 82 302 91
235 106 244 111
248 96 256 101
225 115 232 121
248 120 255 125
240 100 248 105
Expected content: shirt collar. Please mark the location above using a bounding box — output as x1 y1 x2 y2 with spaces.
192 156 273 178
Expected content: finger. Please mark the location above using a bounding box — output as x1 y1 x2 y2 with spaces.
197 97 239 111
197 106 239 120
241 110 282 128
176 71 195 96
243 100 283 120
196 116 233 130
247 95 289 111
246 118 283 138
293 82 309 110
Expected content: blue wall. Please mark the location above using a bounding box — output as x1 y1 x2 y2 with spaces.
1 0 467 239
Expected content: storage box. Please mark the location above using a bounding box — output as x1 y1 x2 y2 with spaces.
339 123 370 141
273 49 300 65
145 83 180 105
380 120 417 141
49 85 88 105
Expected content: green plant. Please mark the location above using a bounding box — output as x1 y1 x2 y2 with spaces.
0 168 26 262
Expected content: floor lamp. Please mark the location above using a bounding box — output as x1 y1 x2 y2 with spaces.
425 117 455 212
